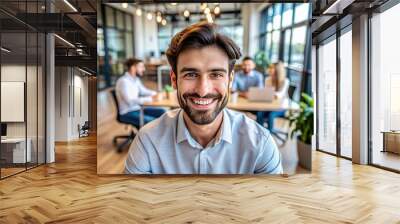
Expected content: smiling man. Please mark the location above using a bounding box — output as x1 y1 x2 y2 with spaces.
124 22 283 174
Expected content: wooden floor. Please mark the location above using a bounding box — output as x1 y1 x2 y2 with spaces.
372 150 400 171
1 135 400 223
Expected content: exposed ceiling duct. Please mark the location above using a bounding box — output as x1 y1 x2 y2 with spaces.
0 0 97 74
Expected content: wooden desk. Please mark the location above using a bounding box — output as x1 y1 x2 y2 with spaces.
0 138 32 166
381 131 400 154
139 96 299 126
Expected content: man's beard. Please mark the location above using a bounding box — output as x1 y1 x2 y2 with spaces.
177 91 228 125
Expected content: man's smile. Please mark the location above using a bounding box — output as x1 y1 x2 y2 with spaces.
187 97 218 110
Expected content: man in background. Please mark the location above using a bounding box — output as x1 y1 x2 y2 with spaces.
232 56 264 98
115 58 165 126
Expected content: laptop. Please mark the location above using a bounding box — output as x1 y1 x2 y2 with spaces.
247 87 274 102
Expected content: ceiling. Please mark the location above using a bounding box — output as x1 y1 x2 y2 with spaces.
110 2 242 15
0 0 97 74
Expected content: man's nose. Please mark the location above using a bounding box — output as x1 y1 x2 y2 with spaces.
195 76 211 97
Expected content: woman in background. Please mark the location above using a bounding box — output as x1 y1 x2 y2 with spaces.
262 61 290 131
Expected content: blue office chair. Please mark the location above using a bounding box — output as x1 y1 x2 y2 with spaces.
110 90 139 153
265 85 296 145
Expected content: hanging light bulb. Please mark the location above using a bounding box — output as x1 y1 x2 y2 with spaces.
147 12 153 20
171 3 177 6
121 3 128 9
214 6 220 15
206 13 213 23
183 9 190 18
156 14 162 23
136 8 142 16
161 18 167 26
204 7 210 14
200 3 207 11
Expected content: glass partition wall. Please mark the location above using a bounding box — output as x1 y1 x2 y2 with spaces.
316 26 353 159
370 2 400 172
317 35 337 155
0 1 46 179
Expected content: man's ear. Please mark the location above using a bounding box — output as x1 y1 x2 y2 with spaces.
170 71 177 89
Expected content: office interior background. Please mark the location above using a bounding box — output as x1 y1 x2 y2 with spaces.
0 0 399 223
0 0 97 179
312 0 400 172
96 2 312 174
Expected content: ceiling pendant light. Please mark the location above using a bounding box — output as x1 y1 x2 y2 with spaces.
183 9 190 18
147 12 153 20
156 13 162 23
136 8 142 16
200 3 207 11
214 6 220 15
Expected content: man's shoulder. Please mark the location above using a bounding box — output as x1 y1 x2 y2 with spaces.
115 74 129 86
136 109 180 139
252 70 264 78
234 70 245 77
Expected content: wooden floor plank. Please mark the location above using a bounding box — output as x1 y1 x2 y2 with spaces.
0 134 400 223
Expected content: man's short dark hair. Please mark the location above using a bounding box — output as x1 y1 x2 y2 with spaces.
242 56 253 62
125 58 142 69
166 22 242 76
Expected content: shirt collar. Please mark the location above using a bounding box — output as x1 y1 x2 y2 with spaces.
240 70 255 77
176 109 232 148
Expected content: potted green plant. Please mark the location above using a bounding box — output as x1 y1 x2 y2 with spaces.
164 85 174 100
288 93 314 170
254 51 270 74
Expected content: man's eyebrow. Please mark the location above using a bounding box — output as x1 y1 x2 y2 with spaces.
180 67 199 73
179 67 228 73
208 68 228 73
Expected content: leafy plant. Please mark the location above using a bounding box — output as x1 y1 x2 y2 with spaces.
164 85 173 93
254 51 270 73
288 93 314 144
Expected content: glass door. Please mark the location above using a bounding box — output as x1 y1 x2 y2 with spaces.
317 36 337 155
370 2 400 171
339 27 352 159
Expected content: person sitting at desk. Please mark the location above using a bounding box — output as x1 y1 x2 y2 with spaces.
231 56 264 98
262 61 290 131
115 58 166 126
124 22 282 174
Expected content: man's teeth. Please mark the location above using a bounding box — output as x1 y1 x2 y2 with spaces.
193 99 213 105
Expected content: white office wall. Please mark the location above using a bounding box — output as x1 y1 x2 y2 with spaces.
144 16 159 59
1 65 29 138
55 67 68 141
241 3 268 57
133 12 159 59
54 67 89 141
133 13 144 59
1 64 45 165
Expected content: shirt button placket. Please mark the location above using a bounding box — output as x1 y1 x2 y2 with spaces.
199 149 207 174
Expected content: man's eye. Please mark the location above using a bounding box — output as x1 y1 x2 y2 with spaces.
184 73 197 78
210 73 224 78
